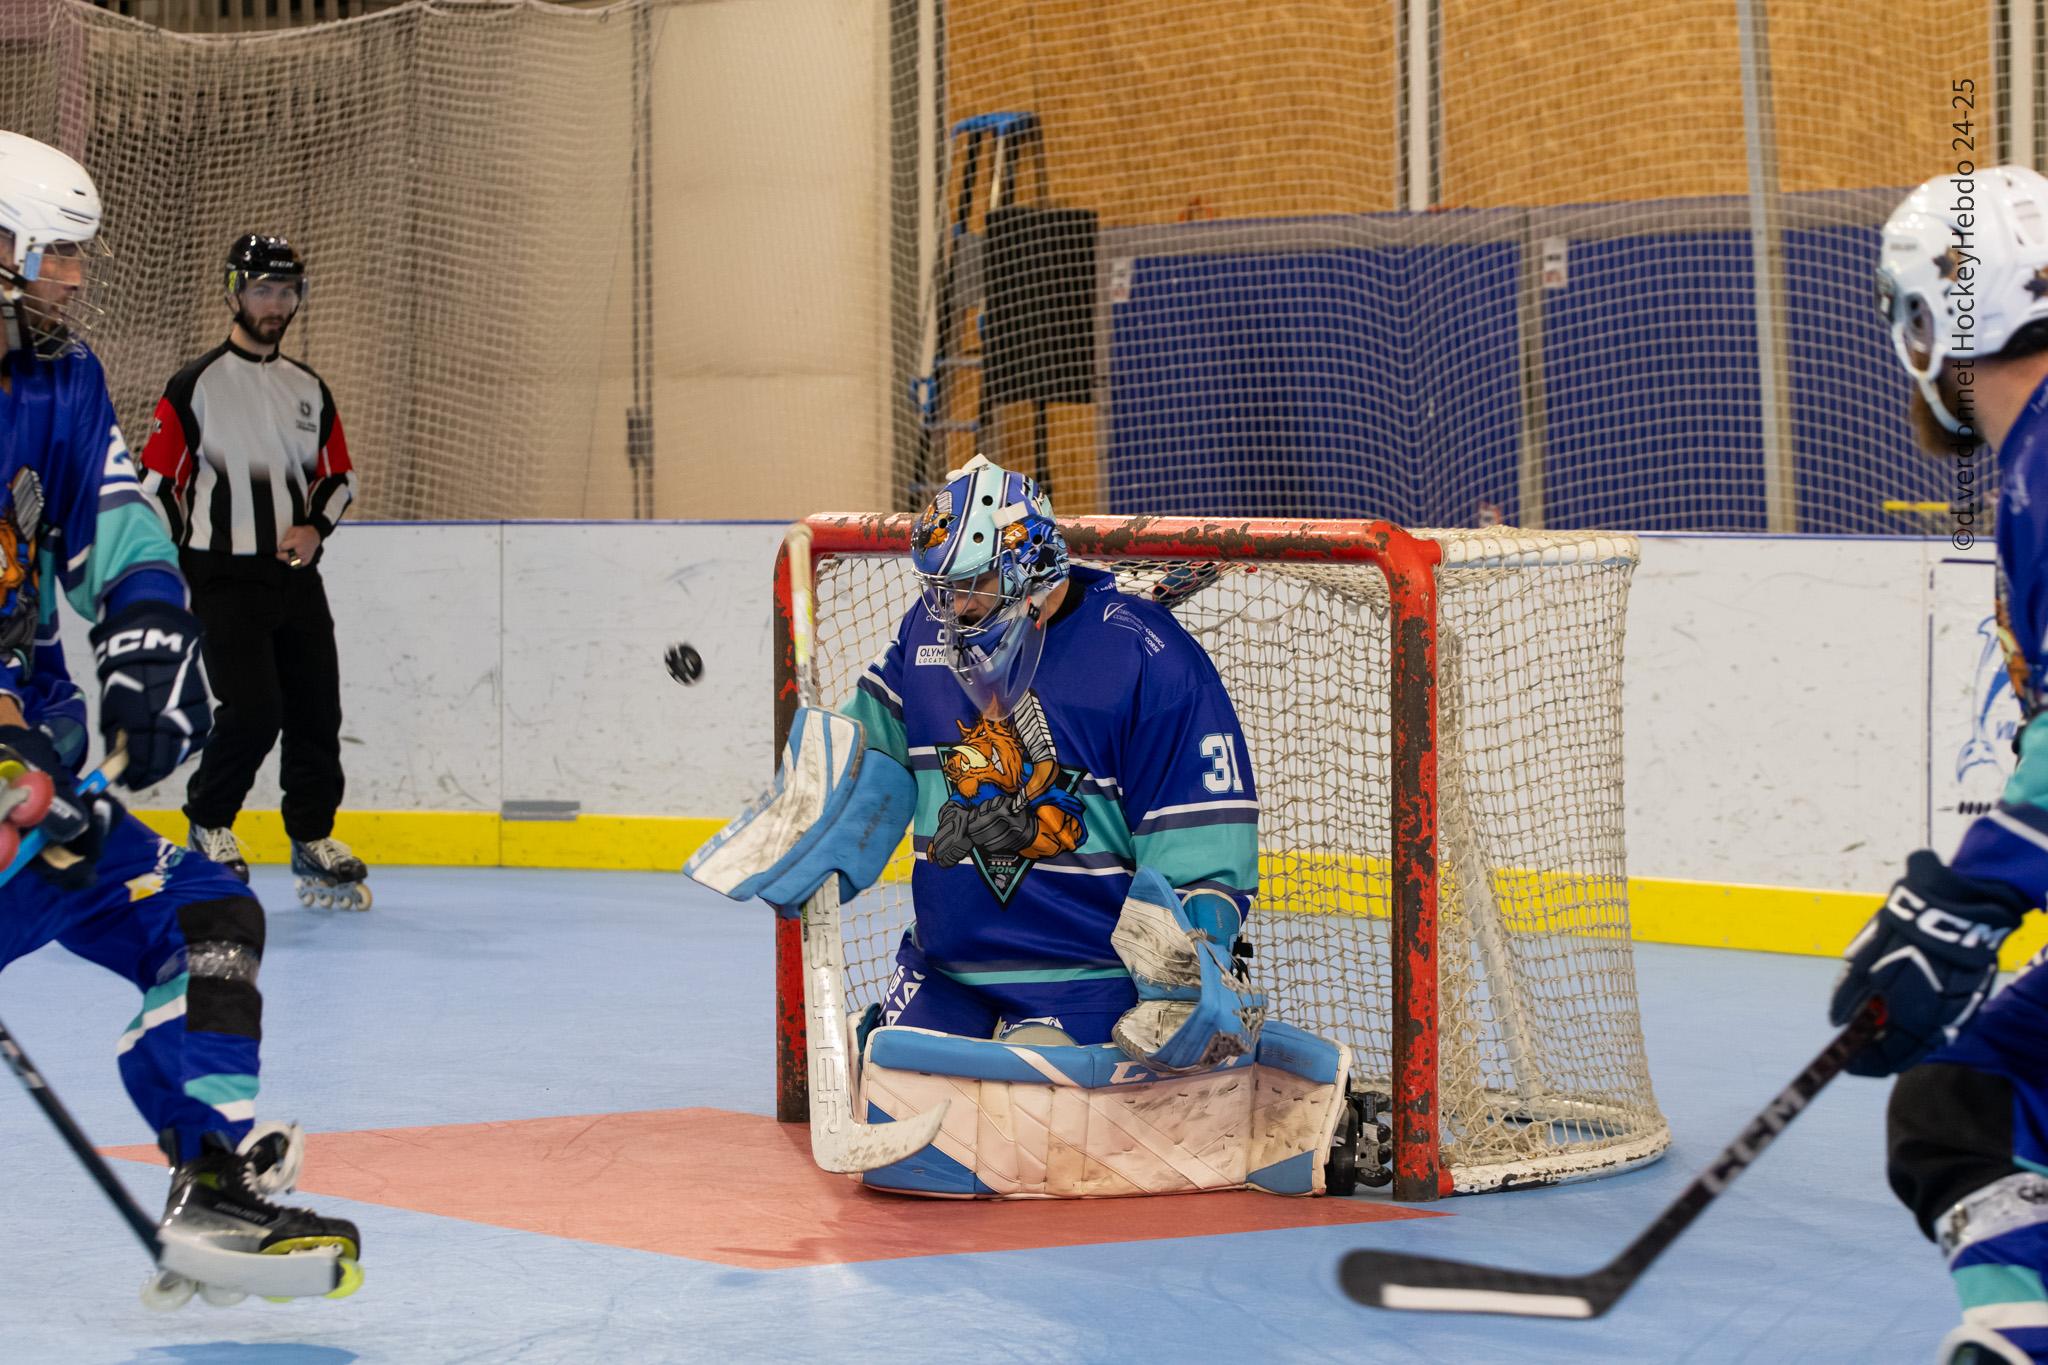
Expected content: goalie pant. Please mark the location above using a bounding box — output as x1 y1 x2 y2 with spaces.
0 814 266 1163
1890 957 2048 1361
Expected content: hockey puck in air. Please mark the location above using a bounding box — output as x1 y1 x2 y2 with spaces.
665 643 704 686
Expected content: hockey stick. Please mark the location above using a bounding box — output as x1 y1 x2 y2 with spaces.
786 528 948 1173
1336 998 1886 1319
0 748 344 1300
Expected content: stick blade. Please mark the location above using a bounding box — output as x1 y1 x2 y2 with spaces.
811 1095 950 1174
1338 1249 1614 1319
158 1227 347 1299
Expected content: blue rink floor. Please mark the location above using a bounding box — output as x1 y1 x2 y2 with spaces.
0 868 1961 1363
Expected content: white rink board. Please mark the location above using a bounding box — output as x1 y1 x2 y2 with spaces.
58 521 788 820
49 523 1995 896
1624 535 1934 894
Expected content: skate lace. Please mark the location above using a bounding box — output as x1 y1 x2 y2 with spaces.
194 825 244 861
301 837 354 865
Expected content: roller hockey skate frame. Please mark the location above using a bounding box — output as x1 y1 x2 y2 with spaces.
291 837 372 911
0 746 359 1306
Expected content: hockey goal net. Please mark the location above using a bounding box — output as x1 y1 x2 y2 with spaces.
772 515 1668 1199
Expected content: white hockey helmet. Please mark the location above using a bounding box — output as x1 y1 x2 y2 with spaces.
0 130 107 357
1878 165 2048 433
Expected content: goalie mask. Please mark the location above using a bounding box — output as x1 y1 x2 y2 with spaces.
225 232 305 346
0 131 111 360
910 456 1069 718
1877 165 2048 434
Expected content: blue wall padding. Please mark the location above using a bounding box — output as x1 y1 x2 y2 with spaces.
1106 243 1521 526
1102 206 1934 532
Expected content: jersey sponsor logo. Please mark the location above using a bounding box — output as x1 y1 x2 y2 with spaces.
928 691 1089 904
1101 600 1163 655
914 643 950 667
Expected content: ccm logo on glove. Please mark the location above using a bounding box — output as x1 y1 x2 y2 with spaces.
93 627 189 659
1885 885 2018 952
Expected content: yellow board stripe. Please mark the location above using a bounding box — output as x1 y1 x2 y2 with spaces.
130 810 2048 971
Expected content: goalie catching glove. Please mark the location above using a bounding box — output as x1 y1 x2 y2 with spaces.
89 600 211 791
684 706 914 912
1830 849 2030 1076
1110 866 1266 1073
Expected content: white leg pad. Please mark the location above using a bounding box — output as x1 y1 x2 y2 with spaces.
856 1020 1350 1198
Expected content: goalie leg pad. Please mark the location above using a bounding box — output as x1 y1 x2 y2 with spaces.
1110 866 1266 1074
683 706 913 910
855 1020 1349 1198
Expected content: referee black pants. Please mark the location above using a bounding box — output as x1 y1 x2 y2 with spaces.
179 549 345 843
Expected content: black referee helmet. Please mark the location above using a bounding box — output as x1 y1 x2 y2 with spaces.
225 232 304 299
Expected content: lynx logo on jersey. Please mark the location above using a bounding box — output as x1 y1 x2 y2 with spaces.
0 475 40 658
927 692 1087 904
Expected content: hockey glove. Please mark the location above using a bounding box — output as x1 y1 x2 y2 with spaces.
0 724 118 889
1830 850 2032 1076
89 600 211 790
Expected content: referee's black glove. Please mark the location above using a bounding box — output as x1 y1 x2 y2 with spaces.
89 600 212 790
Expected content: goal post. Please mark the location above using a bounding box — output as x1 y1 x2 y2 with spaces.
772 514 1667 1201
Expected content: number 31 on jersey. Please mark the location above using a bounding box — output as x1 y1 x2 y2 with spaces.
1199 733 1245 794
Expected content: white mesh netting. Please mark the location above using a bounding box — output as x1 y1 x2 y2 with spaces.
802 523 1669 1193
0 0 2019 528
0 0 650 520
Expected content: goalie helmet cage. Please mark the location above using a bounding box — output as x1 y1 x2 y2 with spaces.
770 514 1669 1201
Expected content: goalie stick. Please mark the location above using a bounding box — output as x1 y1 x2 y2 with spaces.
0 746 346 1301
1337 997 1886 1319
786 526 949 1173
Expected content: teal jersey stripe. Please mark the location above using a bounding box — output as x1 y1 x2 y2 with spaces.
1135 823 1258 894
2007 718 2048 811
840 691 909 769
67 500 179 619
1953 1262 2048 1309
941 964 1131 986
183 1073 260 1107
141 972 190 1014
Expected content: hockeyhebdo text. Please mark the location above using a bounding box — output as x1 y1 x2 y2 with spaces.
1945 84 1985 551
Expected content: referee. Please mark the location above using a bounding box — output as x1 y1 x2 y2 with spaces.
137 233 371 910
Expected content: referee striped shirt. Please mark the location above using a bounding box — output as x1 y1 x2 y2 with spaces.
138 339 355 555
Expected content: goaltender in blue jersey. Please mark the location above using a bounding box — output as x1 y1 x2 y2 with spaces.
838 493 1258 1044
689 459 1367 1199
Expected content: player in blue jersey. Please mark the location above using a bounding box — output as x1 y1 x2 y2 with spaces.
836 457 1259 1047
1840 165 2048 1365
0 132 360 1306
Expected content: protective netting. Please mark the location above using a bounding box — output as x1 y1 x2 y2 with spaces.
805 523 1668 1193
0 0 650 520
920 0 1998 532
4 0 2016 529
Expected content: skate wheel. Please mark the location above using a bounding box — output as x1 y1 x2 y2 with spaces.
327 1257 364 1300
200 1282 248 1308
346 885 372 911
6 771 52 827
0 824 23 869
141 1270 196 1312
